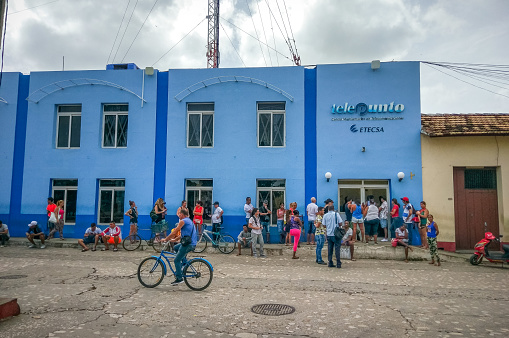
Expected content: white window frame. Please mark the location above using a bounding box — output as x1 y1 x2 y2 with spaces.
187 103 214 148
51 179 78 225
98 179 125 225
257 102 286 148
56 105 81 149
337 179 389 209
102 104 128 148
185 179 213 225
256 179 286 225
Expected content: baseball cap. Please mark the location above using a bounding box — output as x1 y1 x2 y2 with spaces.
29 221 38 227
324 198 333 204
401 197 409 202
214 201 219 205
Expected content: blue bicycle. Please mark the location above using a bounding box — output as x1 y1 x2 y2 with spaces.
137 242 214 291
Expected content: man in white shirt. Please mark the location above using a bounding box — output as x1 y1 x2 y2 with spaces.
306 197 318 245
244 197 253 226
342 221 355 261
78 223 102 252
211 201 224 241
321 205 344 268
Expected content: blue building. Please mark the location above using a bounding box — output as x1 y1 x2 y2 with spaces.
0 61 422 241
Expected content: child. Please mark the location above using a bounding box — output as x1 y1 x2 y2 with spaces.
314 207 326 264
426 215 441 266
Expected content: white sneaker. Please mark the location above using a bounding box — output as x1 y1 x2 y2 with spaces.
40 245 46 249
381 238 389 242
28 244 35 248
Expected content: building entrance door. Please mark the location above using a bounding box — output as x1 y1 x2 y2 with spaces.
338 180 389 210
453 167 499 250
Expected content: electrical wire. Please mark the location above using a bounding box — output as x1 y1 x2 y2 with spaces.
255 0 272 66
112 0 140 63
282 0 299 59
107 0 132 65
7 0 58 15
121 0 159 62
275 0 290 46
423 62 509 100
245 0 266 66
151 17 207 67
269 9 279 66
220 16 292 62
0 0 8 86
220 22 246 67
263 0 292 57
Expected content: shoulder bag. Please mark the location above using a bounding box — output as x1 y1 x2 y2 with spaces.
181 222 195 246
333 212 346 241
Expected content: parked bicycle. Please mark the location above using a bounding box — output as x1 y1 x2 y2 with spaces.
193 225 236 254
137 242 214 291
122 225 165 252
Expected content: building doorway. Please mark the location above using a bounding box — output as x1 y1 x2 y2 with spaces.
453 167 500 250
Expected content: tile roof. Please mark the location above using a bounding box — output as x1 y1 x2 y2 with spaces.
421 113 509 137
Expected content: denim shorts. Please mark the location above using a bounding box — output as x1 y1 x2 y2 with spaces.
277 220 284 233
307 221 315 234
380 218 388 229
351 216 364 224
261 222 270 232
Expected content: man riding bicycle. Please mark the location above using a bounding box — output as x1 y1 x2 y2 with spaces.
162 208 197 286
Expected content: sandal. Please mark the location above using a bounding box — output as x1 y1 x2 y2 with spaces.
351 258 356 261
113 248 118 252
81 248 89 252
101 248 109 251
91 248 96 251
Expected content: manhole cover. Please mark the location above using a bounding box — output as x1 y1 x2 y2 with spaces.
251 304 295 316
0 275 28 280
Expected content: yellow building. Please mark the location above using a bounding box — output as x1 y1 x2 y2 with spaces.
421 114 509 251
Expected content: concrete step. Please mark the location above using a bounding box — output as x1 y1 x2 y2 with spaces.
0 298 20 320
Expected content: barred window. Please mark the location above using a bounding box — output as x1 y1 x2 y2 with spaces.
258 102 285 147
103 104 128 148
187 103 214 148
465 169 497 189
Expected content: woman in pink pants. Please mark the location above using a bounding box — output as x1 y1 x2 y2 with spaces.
289 210 303 259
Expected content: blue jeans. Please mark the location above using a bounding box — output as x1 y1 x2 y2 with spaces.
315 234 325 262
174 243 195 280
212 223 220 241
277 220 284 234
327 235 342 267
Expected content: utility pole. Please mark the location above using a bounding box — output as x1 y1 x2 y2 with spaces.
0 0 6 51
206 0 219 68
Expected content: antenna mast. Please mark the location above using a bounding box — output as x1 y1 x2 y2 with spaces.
206 0 220 68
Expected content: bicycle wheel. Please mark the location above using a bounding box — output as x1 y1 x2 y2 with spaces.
183 258 213 291
217 235 236 254
122 234 142 251
193 234 208 253
152 238 163 253
137 257 165 288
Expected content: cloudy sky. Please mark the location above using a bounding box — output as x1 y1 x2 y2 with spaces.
3 0 509 113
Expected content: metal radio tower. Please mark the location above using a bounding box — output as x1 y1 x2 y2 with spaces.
206 0 220 68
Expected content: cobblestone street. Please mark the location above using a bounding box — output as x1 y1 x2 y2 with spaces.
0 245 508 337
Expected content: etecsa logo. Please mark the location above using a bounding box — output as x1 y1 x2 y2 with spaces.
350 124 358 133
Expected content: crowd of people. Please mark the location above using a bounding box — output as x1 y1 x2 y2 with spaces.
7 194 441 268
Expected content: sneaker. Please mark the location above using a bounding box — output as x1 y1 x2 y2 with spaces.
0 245 4 247
40 245 46 249
381 238 389 242
28 244 36 248
171 278 184 286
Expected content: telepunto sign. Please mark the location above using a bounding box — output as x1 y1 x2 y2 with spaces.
330 102 405 121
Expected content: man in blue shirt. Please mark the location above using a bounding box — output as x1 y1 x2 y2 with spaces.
321 205 343 268
163 208 197 285
26 221 46 249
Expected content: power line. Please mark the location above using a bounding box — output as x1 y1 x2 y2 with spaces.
269 9 278 66
7 0 59 15
107 0 132 64
256 0 271 66
423 62 509 100
220 16 292 62
152 17 207 67
121 0 159 62
245 0 266 66
220 22 246 67
263 0 293 58
112 0 139 63
282 0 299 59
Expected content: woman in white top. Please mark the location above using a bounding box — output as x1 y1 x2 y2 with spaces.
364 200 380 244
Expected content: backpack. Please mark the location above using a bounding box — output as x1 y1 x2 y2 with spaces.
150 208 158 222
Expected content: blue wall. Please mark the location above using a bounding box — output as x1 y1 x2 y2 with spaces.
165 66 306 236
0 61 423 240
316 62 422 207
16 69 158 237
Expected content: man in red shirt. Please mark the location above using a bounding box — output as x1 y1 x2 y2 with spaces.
100 222 121 251
46 197 57 235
